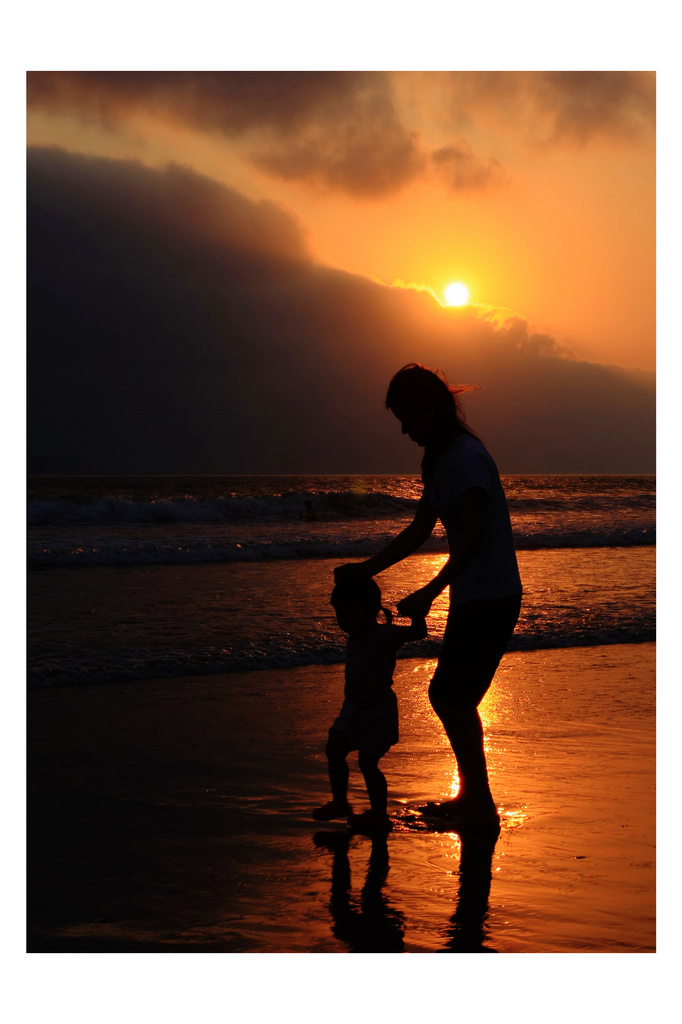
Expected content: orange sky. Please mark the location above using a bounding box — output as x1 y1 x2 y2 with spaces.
26 71 655 372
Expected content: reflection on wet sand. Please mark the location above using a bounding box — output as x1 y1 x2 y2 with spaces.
441 825 499 952
313 831 405 952
314 822 500 953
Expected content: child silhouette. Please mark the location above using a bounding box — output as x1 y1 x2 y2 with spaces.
313 576 426 833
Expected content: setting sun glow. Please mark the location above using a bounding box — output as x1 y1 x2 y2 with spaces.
444 282 469 306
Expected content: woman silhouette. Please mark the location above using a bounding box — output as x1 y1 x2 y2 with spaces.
335 363 522 827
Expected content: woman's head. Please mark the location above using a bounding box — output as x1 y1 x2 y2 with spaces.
386 363 476 472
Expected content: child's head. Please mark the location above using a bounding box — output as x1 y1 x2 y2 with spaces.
330 576 391 635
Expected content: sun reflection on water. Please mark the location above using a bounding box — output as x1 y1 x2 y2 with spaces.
447 767 460 800
500 807 528 830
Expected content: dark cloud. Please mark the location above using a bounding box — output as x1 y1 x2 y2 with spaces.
27 71 375 133
533 71 656 144
431 140 506 191
27 71 423 197
249 89 424 197
27 147 654 475
442 70 655 146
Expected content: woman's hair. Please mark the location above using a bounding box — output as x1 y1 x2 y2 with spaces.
385 363 478 479
331 576 393 624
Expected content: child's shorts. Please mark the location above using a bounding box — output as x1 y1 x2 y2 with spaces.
331 696 399 760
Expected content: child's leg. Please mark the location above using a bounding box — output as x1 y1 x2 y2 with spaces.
326 727 353 804
357 749 388 817
312 728 355 820
350 748 392 832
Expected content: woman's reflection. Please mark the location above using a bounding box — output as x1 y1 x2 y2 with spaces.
441 823 500 952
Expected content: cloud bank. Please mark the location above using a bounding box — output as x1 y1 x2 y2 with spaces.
27 147 654 474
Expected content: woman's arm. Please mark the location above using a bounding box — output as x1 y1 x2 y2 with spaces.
334 492 438 581
397 487 487 618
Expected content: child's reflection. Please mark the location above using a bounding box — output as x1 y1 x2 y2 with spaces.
313 830 405 952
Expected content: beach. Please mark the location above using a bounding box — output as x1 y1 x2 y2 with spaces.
27 642 655 953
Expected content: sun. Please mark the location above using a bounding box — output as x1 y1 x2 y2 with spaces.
444 282 469 306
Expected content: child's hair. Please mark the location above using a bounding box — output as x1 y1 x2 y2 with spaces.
331 576 393 624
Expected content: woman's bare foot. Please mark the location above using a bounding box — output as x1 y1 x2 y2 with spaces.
422 796 499 827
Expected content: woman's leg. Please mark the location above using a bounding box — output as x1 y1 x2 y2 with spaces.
428 595 521 818
428 696 495 811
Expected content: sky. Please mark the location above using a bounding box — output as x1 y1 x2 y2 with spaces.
14 4 677 1006
26 69 656 474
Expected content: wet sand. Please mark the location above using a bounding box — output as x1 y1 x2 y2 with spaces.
27 644 655 953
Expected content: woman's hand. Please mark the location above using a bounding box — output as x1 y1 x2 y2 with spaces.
397 587 434 620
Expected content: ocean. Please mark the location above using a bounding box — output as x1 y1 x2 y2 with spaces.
28 474 655 688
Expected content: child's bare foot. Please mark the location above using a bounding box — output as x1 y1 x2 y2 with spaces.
348 810 392 834
312 799 352 821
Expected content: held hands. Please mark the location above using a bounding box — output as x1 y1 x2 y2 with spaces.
397 587 434 620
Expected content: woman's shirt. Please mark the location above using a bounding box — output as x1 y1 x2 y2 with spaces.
423 433 522 603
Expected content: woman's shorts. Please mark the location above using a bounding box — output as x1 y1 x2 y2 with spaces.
429 592 522 710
